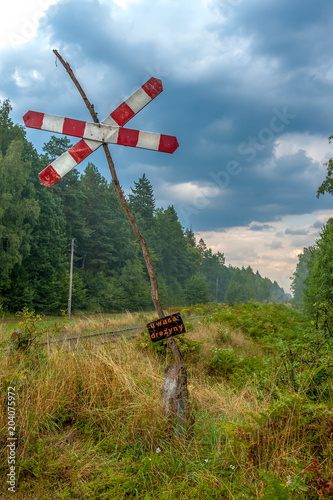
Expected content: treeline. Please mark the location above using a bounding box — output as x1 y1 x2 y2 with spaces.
291 135 333 313
0 99 288 314
291 218 333 313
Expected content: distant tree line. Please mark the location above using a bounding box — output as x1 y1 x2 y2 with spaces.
291 219 333 313
0 100 288 314
291 137 333 313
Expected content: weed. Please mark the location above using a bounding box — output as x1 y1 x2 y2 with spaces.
135 327 203 361
206 347 239 378
1 303 332 499
12 308 42 351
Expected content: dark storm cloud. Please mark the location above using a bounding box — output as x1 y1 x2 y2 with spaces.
1 0 333 232
177 150 332 230
219 0 332 75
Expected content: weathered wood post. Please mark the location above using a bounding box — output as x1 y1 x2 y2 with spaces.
47 50 194 438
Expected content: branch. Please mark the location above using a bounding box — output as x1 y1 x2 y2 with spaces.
53 50 99 123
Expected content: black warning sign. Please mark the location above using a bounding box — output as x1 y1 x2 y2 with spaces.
147 312 186 343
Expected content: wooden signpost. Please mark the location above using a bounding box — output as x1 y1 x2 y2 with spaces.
23 50 193 439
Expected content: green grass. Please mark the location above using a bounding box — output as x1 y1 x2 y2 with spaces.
0 310 157 344
0 303 332 499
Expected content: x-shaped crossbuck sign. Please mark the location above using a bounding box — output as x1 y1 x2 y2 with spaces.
23 77 179 187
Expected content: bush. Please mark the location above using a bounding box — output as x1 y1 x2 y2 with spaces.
135 327 203 360
206 347 239 377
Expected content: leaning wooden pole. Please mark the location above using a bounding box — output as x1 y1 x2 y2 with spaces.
53 50 193 437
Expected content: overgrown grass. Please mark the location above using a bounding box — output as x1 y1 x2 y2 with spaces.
0 303 332 499
0 310 157 344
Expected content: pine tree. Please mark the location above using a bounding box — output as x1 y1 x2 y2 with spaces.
128 173 156 223
42 135 72 161
26 187 67 312
0 99 25 156
184 228 196 247
291 247 316 308
304 219 333 313
0 140 39 298
185 273 209 304
77 164 115 273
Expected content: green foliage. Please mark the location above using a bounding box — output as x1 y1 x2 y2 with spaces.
1 304 333 499
199 302 333 403
206 347 239 377
278 302 333 399
317 135 333 198
0 140 39 293
26 187 67 313
0 101 289 314
128 172 156 224
261 472 290 499
291 246 315 308
42 135 72 160
0 98 26 155
12 307 42 350
216 324 231 343
135 326 203 359
184 273 210 305
225 266 287 305
204 302 307 342
303 219 333 314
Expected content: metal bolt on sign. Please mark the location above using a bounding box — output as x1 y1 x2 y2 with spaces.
23 49 193 439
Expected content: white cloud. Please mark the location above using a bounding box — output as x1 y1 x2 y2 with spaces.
0 0 59 50
274 132 332 164
160 181 221 209
196 210 332 293
110 0 141 8
12 68 44 87
102 0 229 81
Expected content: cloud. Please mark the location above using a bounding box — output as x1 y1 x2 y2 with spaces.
266 240 283 250
196 210 329 293
250 223 275 231
285 228 310 235
0 0 60 50
312 219 326 229
274 133 332 164
1 0 333 293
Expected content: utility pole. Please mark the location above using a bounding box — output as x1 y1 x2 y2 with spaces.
68 238 75 317
216 276 219 303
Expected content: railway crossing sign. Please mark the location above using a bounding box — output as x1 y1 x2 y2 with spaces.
23 77 179 187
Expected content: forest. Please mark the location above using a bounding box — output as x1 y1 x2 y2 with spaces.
0 99 288 314
291 137 333 316
291 218 333 313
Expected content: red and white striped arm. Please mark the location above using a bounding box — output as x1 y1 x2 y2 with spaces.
109 127 178 154
104 77 163 127
38 138 105 187
23 112 179 154
23 77 164 187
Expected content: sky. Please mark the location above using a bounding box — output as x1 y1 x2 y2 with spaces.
1 0 333 293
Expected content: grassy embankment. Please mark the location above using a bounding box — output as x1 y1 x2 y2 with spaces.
0 303 333 499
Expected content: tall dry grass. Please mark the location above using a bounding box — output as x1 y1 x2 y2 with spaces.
0 319 332 498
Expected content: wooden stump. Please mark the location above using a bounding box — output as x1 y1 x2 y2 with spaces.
162 364 194 439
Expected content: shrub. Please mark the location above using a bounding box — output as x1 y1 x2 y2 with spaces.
206 347 239 377
135 327 203 360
